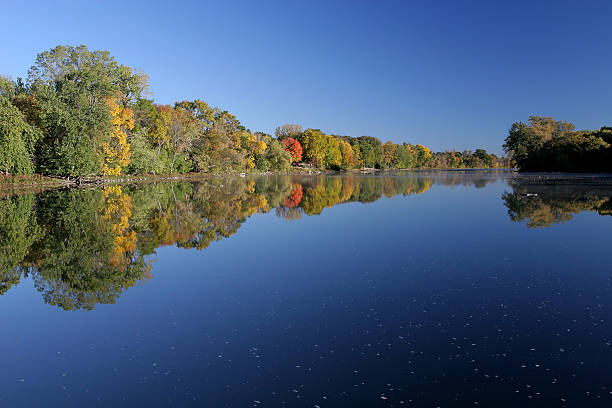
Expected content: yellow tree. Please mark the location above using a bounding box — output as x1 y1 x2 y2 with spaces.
150 105 172 155
382 141 398 168
103 95 133 175
339 140 355 169
415 144 432 167
240 131 267 169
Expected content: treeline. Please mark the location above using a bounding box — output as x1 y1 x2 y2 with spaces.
0 174 502 309
503 116 612 171
277 125 507 170
0 45 505 178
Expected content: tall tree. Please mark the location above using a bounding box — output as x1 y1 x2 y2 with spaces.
28 45 147 176
103 94 133 175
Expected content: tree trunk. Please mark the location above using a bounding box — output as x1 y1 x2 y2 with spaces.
171 151 177 174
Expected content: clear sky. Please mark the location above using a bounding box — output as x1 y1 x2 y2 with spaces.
2 0 610 154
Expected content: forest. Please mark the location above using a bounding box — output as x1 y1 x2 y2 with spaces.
0 45 506 179
0 174 498 310
503 116 612 172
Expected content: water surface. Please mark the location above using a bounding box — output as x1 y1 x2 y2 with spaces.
1 171 612 407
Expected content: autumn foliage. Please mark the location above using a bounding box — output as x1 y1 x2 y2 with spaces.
282 137 303 163
283 183 303 208
103 95 133 175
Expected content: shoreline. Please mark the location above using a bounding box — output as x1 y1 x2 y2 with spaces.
0 167 515 192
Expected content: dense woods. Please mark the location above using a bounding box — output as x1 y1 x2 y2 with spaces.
503 116 612 172
0 45 505 179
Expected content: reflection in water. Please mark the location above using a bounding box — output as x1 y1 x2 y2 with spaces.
0 173 503 309
503 180 612 228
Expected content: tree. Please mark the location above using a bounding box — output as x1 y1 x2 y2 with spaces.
102 94 133 175
282 137 303 163
262 139 292 171
299 129 327 167
474 149 493 167
356 136 383 168
501 116 609 171
28 45 148 103
324 135 342 169
0 97 40 174
339 140 355 169
0 76 16 99
382 141 398 168
28 45 148 176
149 105 172 155
168 107 198 173
414 144 432 167
275 124 302 140
503 121 536 168
127 131 165 174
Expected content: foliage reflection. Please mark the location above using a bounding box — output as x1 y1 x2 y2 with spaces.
503 181 612 228
0 173 501 309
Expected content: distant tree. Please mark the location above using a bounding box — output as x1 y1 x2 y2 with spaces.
168 108 199 173
275 124 302 140
356 136 383 168
299 129 327 167
263 139 292 171
503 116 611 171
474 149 493 167
324 136 342 169
339 140 355 169
382 141 398 168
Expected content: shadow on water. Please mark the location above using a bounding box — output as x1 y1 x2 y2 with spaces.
0 172 506 310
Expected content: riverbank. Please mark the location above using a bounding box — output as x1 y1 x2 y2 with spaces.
0 167 515 191
510 172 612 186
0 167 328 191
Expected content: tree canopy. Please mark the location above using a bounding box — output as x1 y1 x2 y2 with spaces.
503 116 611 171
0 45 507 178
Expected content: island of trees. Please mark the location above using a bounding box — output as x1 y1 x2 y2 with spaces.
0 45 506 180
503 116 612 172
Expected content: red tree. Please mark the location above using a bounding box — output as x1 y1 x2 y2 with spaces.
282 137 303 163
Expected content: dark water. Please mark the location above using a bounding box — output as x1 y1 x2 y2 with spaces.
1 171 612 407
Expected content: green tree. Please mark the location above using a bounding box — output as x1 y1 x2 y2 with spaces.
28 45 148 176
324 136 342 169
0 96 40 174
262 139 292 171
356 136 383 168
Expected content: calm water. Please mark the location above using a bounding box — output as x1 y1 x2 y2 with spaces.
1 171 612 407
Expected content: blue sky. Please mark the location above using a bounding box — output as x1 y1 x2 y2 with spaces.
2 0 610 154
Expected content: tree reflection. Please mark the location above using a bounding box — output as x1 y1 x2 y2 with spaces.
502 182 612 228
0 173 503 309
